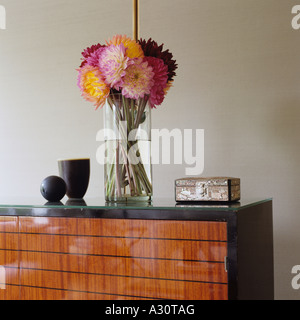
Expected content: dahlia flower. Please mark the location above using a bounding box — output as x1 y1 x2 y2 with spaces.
80 43 105 68
77 35 177 110
121 58 154 99
107 34 144 59
144 56 168 108
99 43 133 90
77 65 109 109
86 47 105 68
138 38 177 82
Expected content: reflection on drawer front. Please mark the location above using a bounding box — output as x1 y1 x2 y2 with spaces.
17 217 228 300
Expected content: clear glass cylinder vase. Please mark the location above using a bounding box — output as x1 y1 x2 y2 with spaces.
104 93 152 203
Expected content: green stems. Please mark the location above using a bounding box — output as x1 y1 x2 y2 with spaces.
105 93 152 201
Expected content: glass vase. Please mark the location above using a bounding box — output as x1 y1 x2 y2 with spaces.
104 93 152 203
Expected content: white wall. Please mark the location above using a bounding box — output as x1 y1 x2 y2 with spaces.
141 0 300 300
0 0 300 299
0 0 132 198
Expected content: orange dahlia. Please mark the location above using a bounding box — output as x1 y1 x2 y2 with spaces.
77 65 110 109
107 34 144 59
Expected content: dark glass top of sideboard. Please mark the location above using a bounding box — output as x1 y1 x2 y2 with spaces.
0 196 272 212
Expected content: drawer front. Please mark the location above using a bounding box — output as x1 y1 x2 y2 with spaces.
18 217 228 300
0 217 19 300
18 233 227 261
19 217 227 240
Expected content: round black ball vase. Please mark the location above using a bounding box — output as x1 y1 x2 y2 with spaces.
40 175 67 202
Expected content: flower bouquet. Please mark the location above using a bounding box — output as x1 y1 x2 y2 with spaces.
77 35 177 202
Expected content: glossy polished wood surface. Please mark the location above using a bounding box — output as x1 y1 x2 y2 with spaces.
18 217 227 240
1 217 228 300
0 217 19 300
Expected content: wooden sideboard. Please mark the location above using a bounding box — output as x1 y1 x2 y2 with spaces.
0 198 273 300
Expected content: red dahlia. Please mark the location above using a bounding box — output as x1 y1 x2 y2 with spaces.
138 38 178 82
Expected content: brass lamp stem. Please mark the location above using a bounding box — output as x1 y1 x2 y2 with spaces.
133 0 139 41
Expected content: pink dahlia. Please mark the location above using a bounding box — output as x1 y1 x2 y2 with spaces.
99 43 133 90
121 58 154 100
144 56 168 108
86 47 105 67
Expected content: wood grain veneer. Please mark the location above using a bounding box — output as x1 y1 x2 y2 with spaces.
18 217 227 240
20 269 227 300
19 251 227 283
18 233 227 261
0 217 19 300
1 216 228 300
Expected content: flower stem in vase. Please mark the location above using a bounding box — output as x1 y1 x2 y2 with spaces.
104 94 152 202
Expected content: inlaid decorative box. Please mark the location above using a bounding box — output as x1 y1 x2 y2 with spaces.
175 177 240 202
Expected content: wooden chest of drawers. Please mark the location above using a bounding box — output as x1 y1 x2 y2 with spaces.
0 198 273 300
